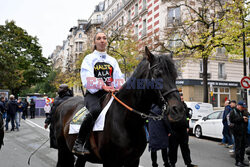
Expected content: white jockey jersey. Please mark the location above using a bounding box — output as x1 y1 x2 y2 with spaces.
80 50 124 94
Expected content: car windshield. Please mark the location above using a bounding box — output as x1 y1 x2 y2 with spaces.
207 111 222 120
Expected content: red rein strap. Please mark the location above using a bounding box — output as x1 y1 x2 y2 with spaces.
111 92 133 111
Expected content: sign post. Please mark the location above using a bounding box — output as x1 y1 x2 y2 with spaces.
240 76 250 109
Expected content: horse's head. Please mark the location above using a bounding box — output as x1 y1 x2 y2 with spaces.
144 47 184 122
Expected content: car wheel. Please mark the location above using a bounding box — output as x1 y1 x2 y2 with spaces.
195 126 202 138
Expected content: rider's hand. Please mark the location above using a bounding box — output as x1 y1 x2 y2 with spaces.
102 85 116 93
44 124 48 129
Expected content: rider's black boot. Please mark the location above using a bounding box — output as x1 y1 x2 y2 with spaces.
72 112 93 155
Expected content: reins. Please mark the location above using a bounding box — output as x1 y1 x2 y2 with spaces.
111 92 164 120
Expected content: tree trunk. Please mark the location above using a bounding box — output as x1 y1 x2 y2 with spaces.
203 57 208 103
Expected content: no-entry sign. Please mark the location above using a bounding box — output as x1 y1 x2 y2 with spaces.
240 76 250 89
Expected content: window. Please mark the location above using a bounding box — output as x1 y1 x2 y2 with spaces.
142 0 147 10
167 7 181 26
79 33 82 38
97 14 101 22
142 19 147 37
79 25 83 29
121 16 124 26
218 63 225 79
135 24 138 37
135 4 138 17
169 34 181 48
207 111 221 119
79 42 83 52
128 10 131 21
75 42 78 52
117 3 119 11
200 60 210 73
174 60 182 78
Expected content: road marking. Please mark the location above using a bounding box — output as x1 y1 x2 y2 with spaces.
25 119 145 167
25 119 49 132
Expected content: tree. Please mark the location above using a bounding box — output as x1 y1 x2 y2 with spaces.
106 29 140 80
0 20 50 96
157 0 230 102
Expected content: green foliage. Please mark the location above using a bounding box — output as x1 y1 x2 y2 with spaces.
106 30 140 79
0 20 50 96
20 70 57 98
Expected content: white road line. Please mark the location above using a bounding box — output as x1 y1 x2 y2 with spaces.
25 119 49 132
25 119 145 167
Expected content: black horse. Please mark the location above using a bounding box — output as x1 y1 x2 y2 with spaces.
54 47 185 167
0 113 4 149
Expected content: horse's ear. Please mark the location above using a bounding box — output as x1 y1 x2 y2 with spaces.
145 46 154 64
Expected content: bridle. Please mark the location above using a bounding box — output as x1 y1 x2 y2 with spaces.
111 61 179 120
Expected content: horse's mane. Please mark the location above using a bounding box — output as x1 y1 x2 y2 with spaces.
127 54 177 82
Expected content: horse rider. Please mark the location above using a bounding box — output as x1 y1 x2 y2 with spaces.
72 31 125 155
44 84 73 149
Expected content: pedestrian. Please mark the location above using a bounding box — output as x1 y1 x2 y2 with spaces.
6 95 18 131
220 100 233 148
29 99 35 119
72 31 125 155
44 103 51 118
229 100 248 166
0 97 6 115
148 104 171 167
44 84 73 149
169 93 197 167
16 98 23 129
22 98 29 120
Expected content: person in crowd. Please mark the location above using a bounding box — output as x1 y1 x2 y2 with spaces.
228 100 237 153
44 103 51 118
169 93 197 167
0 97 6 115
72 31 124 155
44 84 73 149
220 100 233 148
148 104 172 167
6 95 18 131
16 98 23 129
22 99 29 120
29 99 36 119
229 100 248 167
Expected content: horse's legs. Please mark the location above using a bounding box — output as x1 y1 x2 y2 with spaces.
56 138 75 167
75 156 86 167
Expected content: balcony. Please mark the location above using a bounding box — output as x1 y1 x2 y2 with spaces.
218 73 227 79
85 19 103 31
199 72 211 79
104 5 125 26
140 5 147 16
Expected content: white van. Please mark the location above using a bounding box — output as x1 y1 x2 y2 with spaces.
185 102 214 130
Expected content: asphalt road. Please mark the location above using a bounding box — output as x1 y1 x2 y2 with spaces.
0 117 238 167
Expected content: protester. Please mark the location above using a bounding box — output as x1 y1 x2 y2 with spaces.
22 99 29 120
44 84 73 149
72 31 124 155
148 104 171 167
0 97 5 115
229 100 248 166
6 95 18 131
169 93 197 167
16 98 23 128
220 100 233 148
44 103 51 118
29 99 35 119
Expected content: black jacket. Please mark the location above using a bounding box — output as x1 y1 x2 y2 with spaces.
6 100 18 116
45 90 73 125
229 107 248 135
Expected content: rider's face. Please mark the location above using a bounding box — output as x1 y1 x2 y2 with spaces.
94 33 107 52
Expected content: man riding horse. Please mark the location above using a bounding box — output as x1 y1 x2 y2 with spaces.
44 84 73 149
72 31 125 155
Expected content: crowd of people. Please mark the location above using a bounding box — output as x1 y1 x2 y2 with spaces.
0 95 35 132
219 99 250 167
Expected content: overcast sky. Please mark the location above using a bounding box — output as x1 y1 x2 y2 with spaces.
0 0 102 57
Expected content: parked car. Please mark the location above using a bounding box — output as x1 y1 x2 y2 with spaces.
193 110 224 139
185 102 214 131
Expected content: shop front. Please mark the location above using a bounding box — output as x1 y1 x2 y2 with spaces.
176 79 243 107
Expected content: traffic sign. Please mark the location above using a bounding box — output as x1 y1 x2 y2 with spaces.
240 76 250 89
